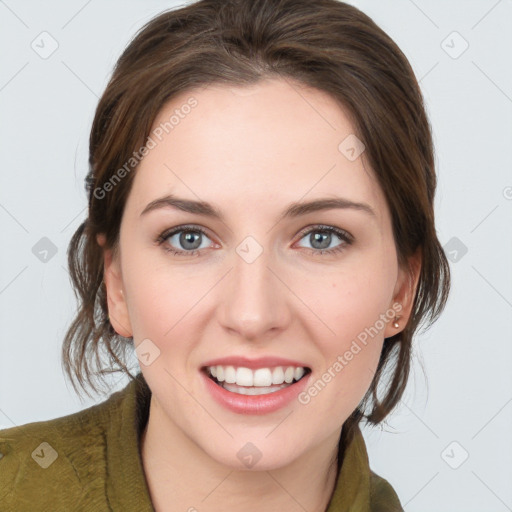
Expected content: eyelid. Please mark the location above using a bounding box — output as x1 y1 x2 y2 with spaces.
157 223 354 259
295 224 354 243
158 223 352 247
157 224 216 246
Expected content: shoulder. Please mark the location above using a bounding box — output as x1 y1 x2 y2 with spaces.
0 387 126 510
369 469 404 512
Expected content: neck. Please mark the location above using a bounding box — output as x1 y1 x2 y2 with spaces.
140 396 341 512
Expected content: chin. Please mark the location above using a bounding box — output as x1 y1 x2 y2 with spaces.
200 433 305 471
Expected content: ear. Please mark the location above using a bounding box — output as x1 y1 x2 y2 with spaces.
383 247 422 338
97 234 133 338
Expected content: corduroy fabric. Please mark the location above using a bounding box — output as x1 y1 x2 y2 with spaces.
0 373 403 511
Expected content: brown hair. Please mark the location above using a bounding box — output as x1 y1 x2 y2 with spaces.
62 0 450 454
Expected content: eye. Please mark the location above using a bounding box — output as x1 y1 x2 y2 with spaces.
295 225 353 256
156 225 215 257
156 224 354 257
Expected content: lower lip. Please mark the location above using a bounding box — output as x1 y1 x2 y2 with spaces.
201 370 311 415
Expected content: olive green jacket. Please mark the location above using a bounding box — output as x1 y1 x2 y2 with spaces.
0 373 403 511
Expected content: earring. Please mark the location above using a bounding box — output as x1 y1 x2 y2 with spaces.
393 316 400 328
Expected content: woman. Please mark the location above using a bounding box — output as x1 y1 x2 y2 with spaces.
0 0 450 510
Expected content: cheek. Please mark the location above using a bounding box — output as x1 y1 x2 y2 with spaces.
123 253 209 344
296 257 393 391
120 245 173 336
304 277 388 416
301 261 393 339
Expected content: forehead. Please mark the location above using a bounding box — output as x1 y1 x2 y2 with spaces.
126 78 388 226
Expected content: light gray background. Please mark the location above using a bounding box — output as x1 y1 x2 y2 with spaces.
1 1 511 511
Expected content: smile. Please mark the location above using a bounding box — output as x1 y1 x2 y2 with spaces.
200 364 312 413
204 365 311 395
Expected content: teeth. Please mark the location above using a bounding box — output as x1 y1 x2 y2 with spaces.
272 366 285 384
221 382 289 395
207 365 308 387
294 367 305 381
224 366 237 384
284 367 294 383
253 368 272 387
237 367 254 386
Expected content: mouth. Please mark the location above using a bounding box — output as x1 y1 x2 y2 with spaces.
201 365 312 396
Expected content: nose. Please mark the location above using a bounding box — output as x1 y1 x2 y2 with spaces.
217 243 291 342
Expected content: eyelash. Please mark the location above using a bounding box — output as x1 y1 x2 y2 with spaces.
156 224 354 257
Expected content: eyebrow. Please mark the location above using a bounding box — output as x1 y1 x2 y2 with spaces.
140 194 376 221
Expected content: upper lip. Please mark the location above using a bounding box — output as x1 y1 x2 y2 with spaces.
201 356 311 370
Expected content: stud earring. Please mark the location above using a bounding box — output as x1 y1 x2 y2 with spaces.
393 316 400 328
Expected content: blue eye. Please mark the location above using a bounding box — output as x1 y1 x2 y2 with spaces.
157 225 213 257
156 224 353 257
296 225 353 256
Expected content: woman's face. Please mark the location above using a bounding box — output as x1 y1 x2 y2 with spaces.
103 78 418 470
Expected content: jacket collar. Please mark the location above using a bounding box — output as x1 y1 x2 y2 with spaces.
105 372 154 510
106 372 371 512
326 422 371 511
